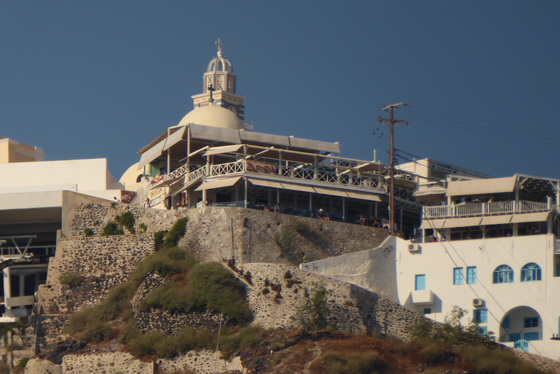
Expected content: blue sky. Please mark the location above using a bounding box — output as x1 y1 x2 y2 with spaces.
0 1 559 179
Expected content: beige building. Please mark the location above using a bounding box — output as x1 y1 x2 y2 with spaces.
0 137 44 164
123 40 422 232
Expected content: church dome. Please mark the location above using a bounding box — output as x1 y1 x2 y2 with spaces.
178 105 243 130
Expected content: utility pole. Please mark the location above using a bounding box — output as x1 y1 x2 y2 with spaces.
377 103 408 236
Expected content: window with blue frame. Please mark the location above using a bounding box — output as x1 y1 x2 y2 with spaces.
415 274 426 291
493 265 514 283
453 267 464 285
423 308 432 315
524 317 538 328
467 266 477 284
524 332 539 341
473 309 488 323
521 263 542 282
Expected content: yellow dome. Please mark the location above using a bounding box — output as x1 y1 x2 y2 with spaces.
178 105 243 130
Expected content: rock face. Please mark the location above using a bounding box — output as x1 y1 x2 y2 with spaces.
239 263 423 341
35 193 420 373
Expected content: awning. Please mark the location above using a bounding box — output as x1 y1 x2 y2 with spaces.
289 137 340 154
345 191 383 202
356 162 384 173
447 177 516 197
444 217 482 228
163 127 186 151
420 219 446 229
205 144 243 157
249 179 284 189
511 212 550 223
190 123 241 143
414 187 447 197
240 131 290 147
137 138 166 169
313 186 349 198
480 215 513 226
421 217 482 229
281 183 316 193
195 177 241 191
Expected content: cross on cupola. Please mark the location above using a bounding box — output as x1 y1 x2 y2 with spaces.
216 38 224 57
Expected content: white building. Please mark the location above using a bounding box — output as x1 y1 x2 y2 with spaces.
0 139 126 321
305 169 560 360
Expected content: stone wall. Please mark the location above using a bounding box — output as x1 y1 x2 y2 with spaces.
240 263 423 342
37 234 155 315
62 352 154 374
65 192 389 267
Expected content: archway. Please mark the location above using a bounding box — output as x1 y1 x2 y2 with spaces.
499 306 542 344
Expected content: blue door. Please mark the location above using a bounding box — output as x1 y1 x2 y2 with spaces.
515 339 529 352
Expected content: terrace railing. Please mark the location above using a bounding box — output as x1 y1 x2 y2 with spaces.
423 200 552 219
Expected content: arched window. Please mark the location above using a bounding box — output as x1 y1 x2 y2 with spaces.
493 265 514 284
521 263 542 282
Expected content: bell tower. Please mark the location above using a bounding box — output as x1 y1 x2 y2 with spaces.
191 39 246 120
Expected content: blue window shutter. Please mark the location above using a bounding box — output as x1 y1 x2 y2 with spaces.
453 268 464 285
467 266 477 284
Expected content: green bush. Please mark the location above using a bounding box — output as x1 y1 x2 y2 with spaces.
324 351 387 374
462 345 542 374
154 230 166 247
189 262 253 325
128 327 215 358
129 331 164 357
219 325 264 359
164 218 188 248
16 357 29 368
118 211 136 234
97 283 135 320
83 228 94 237
298 284 329 330
141 282 192 313
60 272 84 288
102 221 124 236
138 223 148 233
67 307 115 343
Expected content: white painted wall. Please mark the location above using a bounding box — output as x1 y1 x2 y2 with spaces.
395 235 560 359
0 158 122 192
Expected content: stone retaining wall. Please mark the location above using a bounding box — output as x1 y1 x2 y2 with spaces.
66 193 389 267
240 263 423 341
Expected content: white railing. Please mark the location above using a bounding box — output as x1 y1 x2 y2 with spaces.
424 200 552 219
210 161 244 176
149 159 391 195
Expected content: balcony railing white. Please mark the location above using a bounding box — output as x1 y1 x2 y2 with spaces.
424 200 552 219
149 159 396 197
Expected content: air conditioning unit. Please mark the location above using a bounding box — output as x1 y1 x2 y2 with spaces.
408 243 421 253
473 298 485 307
